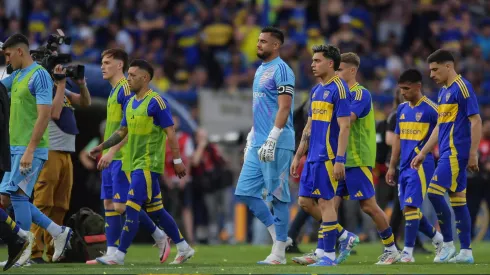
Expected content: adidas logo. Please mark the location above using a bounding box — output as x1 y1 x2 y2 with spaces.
114 193 120 199
354 191 363 198
405 197 412 203
105 222 109 228
123 226 129 232
128 189 134 195
400 114 405 120
312 189 321 195
432 175 438 181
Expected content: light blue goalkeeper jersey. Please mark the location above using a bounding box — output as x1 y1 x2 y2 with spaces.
251 56 296 151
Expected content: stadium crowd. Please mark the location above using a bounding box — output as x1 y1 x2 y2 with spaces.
0 0 489 263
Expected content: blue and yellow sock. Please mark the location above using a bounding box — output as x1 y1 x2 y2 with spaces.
450 196 471 250
322 221 338 261
149 208 184 244
271 198 288 242
236 195 274 227
404 209 421 248
378 226 396 251
0 208 20 233
418 212 436 239
337 223 346 240
118 201 142 253
105 209 122 248
428 184 453 242
10 194 32 231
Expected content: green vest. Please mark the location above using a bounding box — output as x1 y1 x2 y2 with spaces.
10 65 49 148
122 91 166 173
103 78 129 159
346 84 376 167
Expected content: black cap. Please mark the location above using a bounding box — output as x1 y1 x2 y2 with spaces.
2 33 29 50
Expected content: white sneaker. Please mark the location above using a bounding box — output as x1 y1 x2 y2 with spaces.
96 254 124 265
16 232 34 266
375 250 401 265
257 253 286 265
398 251 415 263
434 243 456 263
448 251 474 264
292 252 319 265
156 236 171 263
52 226 73 262
170 246 195 264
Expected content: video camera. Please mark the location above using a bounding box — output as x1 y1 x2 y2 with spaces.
29 29 85 80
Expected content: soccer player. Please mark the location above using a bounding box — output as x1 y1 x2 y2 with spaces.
412 49 481 263
235 26 295 264
335 53 399 265
90 59 194 265
385 69 444 263
90 49 170 264
290 44 351 266
0 33 72 263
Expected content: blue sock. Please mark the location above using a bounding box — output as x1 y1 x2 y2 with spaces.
105 209 122 248
428 186 453 242
149 208 183 244
418 212 436 239
236 195 274 227
118 201 141 253
11 194 31 231
317 225 324 250
322 221 337 260
139 210 156 233
450 197 471 250
378 227 395 249
404 209 420 248
29 203 52 229
271 197 288 242
0 208 20 233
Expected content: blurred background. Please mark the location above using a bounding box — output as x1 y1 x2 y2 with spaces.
0 0 488 247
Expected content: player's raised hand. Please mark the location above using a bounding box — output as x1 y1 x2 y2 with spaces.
385 167 396 186
467 153 479 173
89 145 103 160
290 157 300 178
333 162 345 181
410 153 426 170
174 163 186 178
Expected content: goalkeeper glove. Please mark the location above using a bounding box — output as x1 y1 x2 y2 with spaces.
258 126 282 162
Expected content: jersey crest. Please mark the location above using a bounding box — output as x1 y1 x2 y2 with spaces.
323 90 330 99
416 112 423 122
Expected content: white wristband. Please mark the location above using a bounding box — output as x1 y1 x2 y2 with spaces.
173 158 183 164
269 126 282 140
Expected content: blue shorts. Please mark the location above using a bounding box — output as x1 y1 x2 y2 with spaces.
235 147 293 203
127 169 163 212
399 160 434 209
336 167 375 200
430 157 468 193
101 160 130 203
0 154 45 197
298 160 337 200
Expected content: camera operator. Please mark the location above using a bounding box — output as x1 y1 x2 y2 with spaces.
30 64 91 263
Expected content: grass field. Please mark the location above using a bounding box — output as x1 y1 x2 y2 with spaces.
1 242 489 274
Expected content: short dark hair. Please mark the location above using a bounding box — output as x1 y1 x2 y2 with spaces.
312 44 341 70
2 33 29 50
101 48 129 72
340 52 360 68
398 69 423 84
427 49 455 64
261 26 284 44
129 59 154 80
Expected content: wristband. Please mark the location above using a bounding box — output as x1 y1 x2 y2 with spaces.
173 158 183 164
269 126 283 140
335 156 346 164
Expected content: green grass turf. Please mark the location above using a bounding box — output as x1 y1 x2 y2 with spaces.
1 242 489 274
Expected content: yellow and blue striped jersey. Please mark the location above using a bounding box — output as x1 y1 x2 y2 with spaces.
395 96 438 171
307 75 351 162
437 75 480 159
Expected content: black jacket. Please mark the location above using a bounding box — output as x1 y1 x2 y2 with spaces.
0 83 10 173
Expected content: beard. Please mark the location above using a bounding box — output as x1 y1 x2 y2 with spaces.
257 50 271 60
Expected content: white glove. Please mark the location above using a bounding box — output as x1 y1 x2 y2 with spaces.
258 126 282 162
244 127 254 160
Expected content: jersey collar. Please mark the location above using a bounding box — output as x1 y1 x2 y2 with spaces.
322 75 340 86
409 95 426 108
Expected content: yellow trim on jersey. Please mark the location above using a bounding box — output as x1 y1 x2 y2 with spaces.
143 170 153 203
410 96 426 107
417 163 427 199
423 97 438 112
154 95 167 110
311 101 334 122
326 125 335 159
449 156 459 192
398 122 430 141
323 75 340 86
334 78 346 99
122 83 131 96
437 104 458 123
445 74 462 89
449 124 459 157
325 160 338 192
360 166 374 188
349 82 359 91
455 78 470 99
126 200 142 212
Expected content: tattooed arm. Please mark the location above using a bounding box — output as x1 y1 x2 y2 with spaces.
89 126 128 159
290 117 312 178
